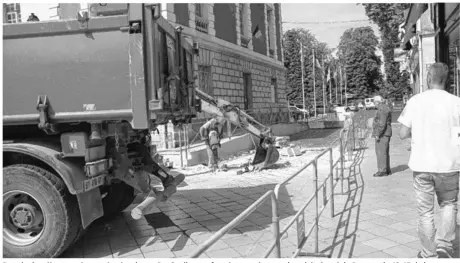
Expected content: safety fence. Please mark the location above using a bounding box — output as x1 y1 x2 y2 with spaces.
188 110 369 258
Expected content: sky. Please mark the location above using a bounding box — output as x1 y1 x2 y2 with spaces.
281 3 381 50
18 3 58 21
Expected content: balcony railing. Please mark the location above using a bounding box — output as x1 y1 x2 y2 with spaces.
195 17 209 33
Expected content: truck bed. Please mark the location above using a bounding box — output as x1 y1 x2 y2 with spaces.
3 15 138 125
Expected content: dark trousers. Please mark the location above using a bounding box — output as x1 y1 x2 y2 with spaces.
206 144 218 168
375 136 391 173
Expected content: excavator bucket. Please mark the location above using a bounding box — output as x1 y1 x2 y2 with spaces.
251 144 280 170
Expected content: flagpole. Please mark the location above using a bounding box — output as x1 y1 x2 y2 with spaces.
340 66 343 105
313 48 317 117
344 65 348 107
322 55 326 116
300 42 306 121
329 68 332 104
335 69 338 104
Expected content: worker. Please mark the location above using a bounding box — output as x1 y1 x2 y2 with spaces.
200 116 226 171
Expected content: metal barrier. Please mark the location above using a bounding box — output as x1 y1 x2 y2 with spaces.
188 111 368 258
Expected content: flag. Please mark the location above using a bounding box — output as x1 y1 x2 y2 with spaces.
315 59 322 69
253 25 262 39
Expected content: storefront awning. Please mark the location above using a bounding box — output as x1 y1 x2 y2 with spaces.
401 4 428 50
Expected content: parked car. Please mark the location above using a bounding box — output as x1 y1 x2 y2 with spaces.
364 98 376 110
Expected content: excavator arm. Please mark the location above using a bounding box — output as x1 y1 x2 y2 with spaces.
195 88 280 170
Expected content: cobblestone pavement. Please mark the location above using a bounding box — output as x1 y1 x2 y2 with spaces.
62 123 460 259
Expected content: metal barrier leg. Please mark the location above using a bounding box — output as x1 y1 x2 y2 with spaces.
329 150 334 218
313 161 319 253
270 194 281 258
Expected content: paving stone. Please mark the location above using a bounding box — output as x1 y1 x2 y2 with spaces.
83 251 114 258
172 217 197 225
109 238 137 250
355 250 394 258
384 232 419 244
364 225 399 237
362 237 399 250
371 216 400 226
382 244 418 258
387 221 417 231
137 237 169 253
172 244 199 258
144 249 176 258
112 246 142 258
206 247 241 258
156 226 181 235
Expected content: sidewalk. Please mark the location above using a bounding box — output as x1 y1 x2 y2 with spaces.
326 126 460 258
61 124 459 259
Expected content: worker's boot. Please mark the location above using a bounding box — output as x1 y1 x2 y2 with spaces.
160 172 185 202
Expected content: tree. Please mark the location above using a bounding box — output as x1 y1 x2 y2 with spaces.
337 26 383 99
362 3 411 96
283 28 331 109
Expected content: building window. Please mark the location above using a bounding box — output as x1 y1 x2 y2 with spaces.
195 4 208 33
271 78 278 103
243 73 253 110
267 5 275 58
5 3 21 24
239 4 249 48
198 65 213 96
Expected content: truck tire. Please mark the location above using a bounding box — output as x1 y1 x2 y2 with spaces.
101 182 135 219
3 164 81 258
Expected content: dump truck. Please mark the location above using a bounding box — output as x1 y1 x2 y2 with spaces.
3 3 279 258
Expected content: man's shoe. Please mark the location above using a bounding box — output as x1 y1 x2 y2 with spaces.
436 247 453 258
373 172 388 177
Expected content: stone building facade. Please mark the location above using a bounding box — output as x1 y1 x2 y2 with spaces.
162 3 288 122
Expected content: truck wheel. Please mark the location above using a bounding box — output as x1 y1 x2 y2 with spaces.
101 182 135 219
3 164 80 258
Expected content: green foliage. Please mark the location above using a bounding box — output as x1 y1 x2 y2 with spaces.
362 3 411 96
283 28 332 107
337 26 383 99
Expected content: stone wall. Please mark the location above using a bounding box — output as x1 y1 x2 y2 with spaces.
197 48 287 113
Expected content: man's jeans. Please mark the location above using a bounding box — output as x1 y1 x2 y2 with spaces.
413 171 459 257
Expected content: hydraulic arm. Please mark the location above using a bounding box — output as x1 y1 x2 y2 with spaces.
195 89 280 170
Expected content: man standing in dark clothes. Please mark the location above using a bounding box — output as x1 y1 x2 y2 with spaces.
199 116 225 171
372 95 392 177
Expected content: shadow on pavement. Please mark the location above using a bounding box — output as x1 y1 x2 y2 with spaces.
389 164 409 174
318 135 368 258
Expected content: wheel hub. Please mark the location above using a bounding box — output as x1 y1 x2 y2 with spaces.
10 203 42 230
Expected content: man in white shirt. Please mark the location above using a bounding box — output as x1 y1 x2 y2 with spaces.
398 63 460 258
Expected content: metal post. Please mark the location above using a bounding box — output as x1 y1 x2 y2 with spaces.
178 127 183 168
313 160 319 253
352 116 356 150
313 49 317 117
184 125 189 163
270 193 281 258
300 42 307 121
329 149 334 218
339 134 344 194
